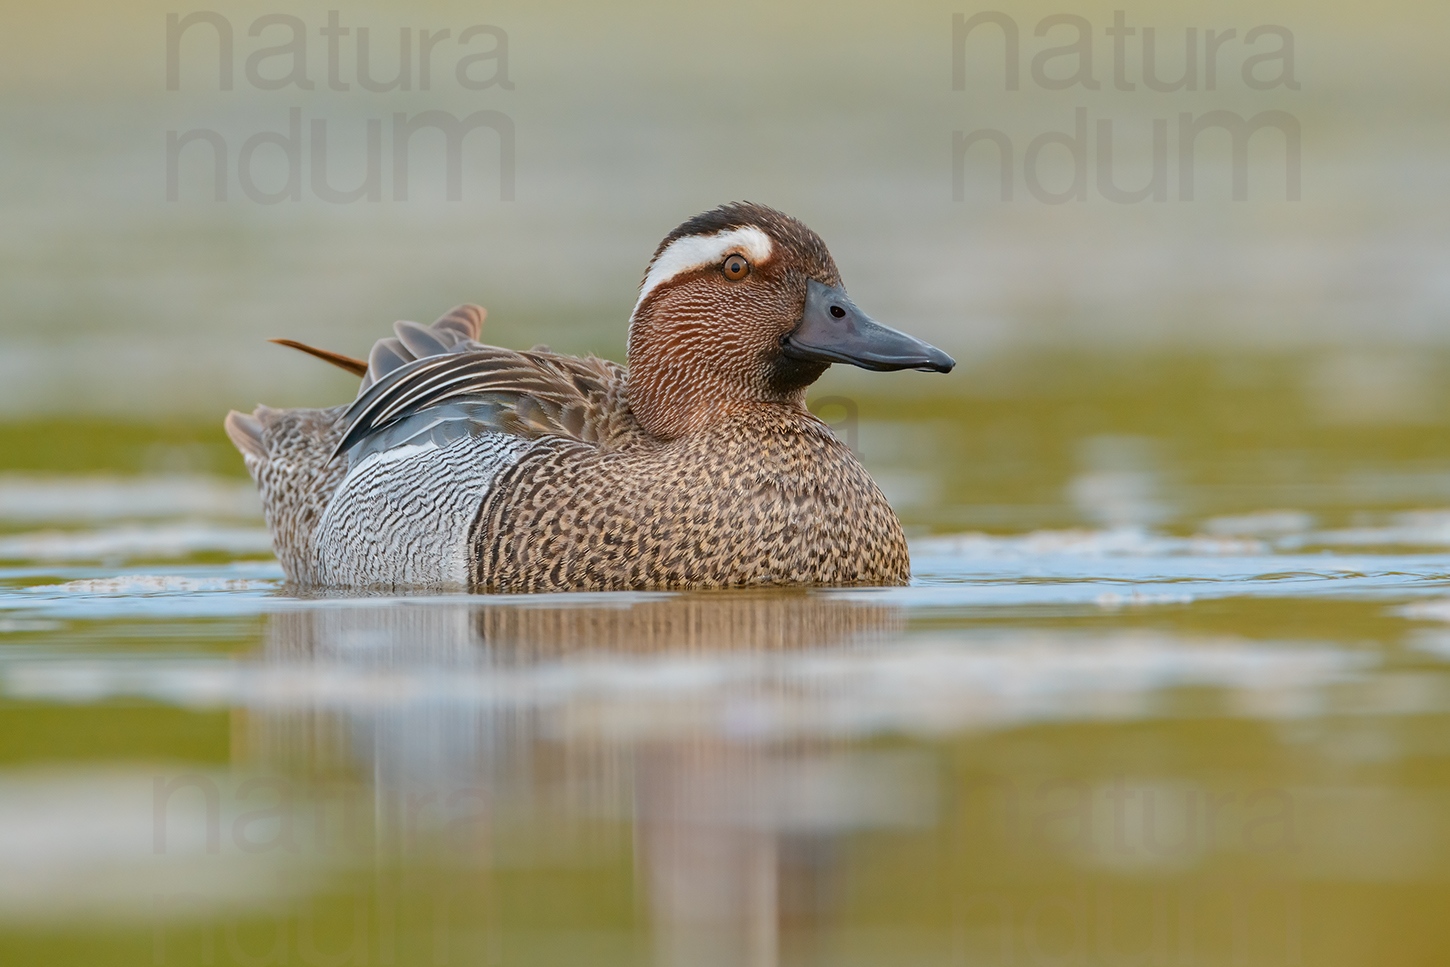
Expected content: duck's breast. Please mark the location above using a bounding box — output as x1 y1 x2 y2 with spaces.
473 416 910 591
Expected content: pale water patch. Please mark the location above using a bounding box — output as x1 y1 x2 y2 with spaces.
919 516 1450 557
1204 510 1319 538
1278 510 1450 550
1203 508 1450 552
43 576 277 595
0 473 270 563
915 527 1267 559
0 524 273 563
0 623 1386 740
0 474 260 523
0 767 320 923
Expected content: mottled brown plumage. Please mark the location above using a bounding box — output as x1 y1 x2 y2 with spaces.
472 406 909 591
226 202 953 592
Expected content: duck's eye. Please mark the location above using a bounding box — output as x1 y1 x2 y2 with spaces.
721 253 750 281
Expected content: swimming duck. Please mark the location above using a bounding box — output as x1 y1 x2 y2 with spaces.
226 202 954 592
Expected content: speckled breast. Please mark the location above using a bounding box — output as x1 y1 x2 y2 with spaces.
470 416 910 592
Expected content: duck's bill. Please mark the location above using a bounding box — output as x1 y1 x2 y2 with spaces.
781 280 955 373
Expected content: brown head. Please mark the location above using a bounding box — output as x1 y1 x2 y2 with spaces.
625 202 954 440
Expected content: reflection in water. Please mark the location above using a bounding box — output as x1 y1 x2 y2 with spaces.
3 515 1450 960
249 594 915 966
268 591 905 659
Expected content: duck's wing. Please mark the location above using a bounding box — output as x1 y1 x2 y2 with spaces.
330 308 631 462
357 304 489 392
269 304 486 384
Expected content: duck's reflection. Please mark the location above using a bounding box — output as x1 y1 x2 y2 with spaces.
268 590 904 660
247 593 928 967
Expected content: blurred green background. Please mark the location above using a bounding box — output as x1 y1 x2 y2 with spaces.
3 0 1446 413
3 0 1448 534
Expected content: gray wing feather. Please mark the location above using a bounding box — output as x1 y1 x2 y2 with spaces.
393 319 453 358
332 349 592 459
363 339 412 390
357 305 490 392
333 303 625 463
431 304 486 341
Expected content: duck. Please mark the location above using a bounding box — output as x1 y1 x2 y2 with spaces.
225 202 954 592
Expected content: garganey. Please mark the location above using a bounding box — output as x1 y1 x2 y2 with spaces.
226 202 954 591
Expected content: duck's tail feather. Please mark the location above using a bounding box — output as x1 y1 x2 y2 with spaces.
265 304 489 390
223 409 268 460
268 339 369 376
223 404 349 583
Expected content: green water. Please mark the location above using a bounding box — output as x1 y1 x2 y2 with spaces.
1 354 1449 965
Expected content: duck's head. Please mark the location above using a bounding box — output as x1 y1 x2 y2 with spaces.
626 201 955 439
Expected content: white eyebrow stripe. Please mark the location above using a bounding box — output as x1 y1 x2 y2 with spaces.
631 226 774 316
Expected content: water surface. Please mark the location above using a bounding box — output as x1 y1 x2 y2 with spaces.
2 398 1449 965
